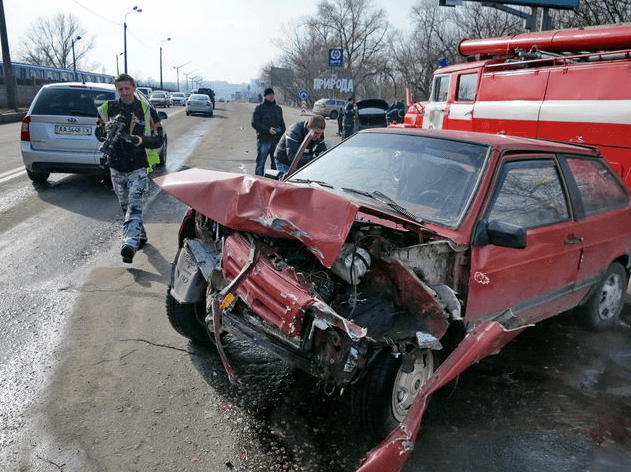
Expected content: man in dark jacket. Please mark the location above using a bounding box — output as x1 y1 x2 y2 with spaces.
274 115 327 174
96 73 164 263
342 96 356 138
251 87 286 175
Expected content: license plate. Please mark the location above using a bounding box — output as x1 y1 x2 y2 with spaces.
54 125 92 135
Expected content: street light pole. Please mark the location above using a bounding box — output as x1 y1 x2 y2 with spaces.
116 52 123 75
159 37 171 89
173 61 191 92
71 35 82 80
123 6 142 74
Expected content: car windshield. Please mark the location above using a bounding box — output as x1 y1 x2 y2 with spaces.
31 87 115 117
290 131 490 228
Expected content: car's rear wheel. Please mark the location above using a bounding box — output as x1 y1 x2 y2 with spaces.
165 292 211 343
351 348 435 439
330 110 339 120
26 169 50 183
578 262 627 331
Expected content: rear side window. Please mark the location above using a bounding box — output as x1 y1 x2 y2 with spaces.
566 158 628 216
456 73 478 102
31 88 115 117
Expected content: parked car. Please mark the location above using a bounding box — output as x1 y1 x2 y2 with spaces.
313 98 346 120
137 86 152 97
169 92 186 106
185 94 213 117
21 82 168 183
356 98 389 130
156 127 631 460
149 91 170 108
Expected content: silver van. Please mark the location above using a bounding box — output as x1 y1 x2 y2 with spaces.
20 82 167 183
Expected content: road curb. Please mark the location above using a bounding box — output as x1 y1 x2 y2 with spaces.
0 111 26 124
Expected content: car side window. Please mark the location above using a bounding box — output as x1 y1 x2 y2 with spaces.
456 73 478 102
566 157 628 216
431 75 450 102
487 160 570 228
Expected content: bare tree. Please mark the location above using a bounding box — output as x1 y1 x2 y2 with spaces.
553 0 631 28
18 13 94 70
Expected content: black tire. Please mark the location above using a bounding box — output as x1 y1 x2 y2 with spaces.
186 111 190 116
159 135 168 166
351 348 435 439
26 169 50 183
578 262 628 331
329 110 339 120
165 292 211 343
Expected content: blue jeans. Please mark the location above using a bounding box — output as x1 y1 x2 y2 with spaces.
255 140 277 176
110 168 147 250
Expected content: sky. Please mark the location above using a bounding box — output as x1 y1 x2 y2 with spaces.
4 0 418 87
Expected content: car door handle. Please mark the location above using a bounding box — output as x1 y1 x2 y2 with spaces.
564 235 583 245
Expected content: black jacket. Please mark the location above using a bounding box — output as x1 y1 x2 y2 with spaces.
251 99 285 143
274 121 327 168
96 98 163 173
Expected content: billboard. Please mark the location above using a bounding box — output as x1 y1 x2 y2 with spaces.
441 0 579 8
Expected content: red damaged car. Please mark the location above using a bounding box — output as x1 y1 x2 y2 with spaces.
155 128 631 472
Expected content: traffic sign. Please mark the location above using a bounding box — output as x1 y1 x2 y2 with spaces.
298 89 309 100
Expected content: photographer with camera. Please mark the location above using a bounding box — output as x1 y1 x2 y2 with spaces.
251 87 285 176
96 73 164 264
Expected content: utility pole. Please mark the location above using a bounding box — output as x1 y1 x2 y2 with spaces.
0 0 18 110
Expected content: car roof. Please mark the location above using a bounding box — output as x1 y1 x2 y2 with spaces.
41 81 115 91
369 127 601 157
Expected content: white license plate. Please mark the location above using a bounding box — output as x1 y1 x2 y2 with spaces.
54 125 92 135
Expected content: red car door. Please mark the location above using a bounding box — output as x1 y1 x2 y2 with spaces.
466 157 587 325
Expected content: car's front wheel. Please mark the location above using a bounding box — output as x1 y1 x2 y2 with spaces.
330 110 339 120
351 348 435 439
578 262 628 331
26 169 50 183
165 292 211 343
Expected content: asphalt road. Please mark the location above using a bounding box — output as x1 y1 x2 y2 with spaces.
0 102 630 472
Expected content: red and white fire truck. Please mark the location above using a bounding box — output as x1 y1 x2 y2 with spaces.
400 24 631 187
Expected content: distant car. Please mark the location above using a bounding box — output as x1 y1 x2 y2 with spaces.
170 92 186 106
186 94 213 117
158 128 631 447
149 91 170 108
137 86 152 97
20 82 168 183
356 98 389 130
313 98 346 120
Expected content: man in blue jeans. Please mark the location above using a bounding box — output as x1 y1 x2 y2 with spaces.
251 87 285 175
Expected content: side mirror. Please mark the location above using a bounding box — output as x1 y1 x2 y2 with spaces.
472 220 526 249
264 169 284 180
158 111 168 120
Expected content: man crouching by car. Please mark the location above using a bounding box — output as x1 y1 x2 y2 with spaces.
274 114 327 175
96 73 164 264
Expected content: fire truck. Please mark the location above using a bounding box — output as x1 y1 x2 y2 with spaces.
400 24 631 187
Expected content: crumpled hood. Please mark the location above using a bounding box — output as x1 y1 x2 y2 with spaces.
154 168 360 268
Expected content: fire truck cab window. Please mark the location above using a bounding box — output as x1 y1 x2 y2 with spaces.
487 160 569 228
456 73 478 102
431 75 450 102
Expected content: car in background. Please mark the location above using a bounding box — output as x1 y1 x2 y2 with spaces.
157 127 631 455
149 91 170 108
185 93 213 117
20 82 168 183
170 92 186 106
137 86 152 98
312 98 346 120
356 98 389 131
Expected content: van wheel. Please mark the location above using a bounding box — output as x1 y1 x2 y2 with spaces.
165 292 211 343
26 169 50 183
351 348 434 439
578 262 627 331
